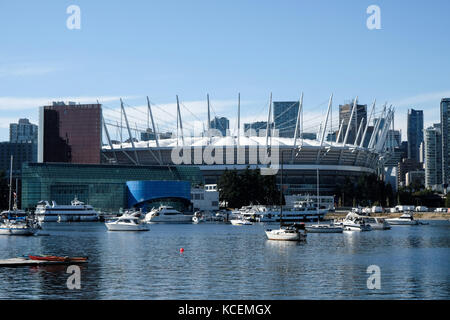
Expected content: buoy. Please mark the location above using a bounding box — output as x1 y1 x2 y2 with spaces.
179 248 184 253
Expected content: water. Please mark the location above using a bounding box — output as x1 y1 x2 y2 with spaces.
0 221 449 299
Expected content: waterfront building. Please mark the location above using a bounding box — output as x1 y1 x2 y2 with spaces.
273 101 299 138
397 158 422 189
0 142 36 178
140 128 156 141
338 101 367 144
440 98 450 185
191 184 219 212
425 124 443 189
210 117 229 137
10 118 38 144
38 102 102 164
407 109 424 162
127 180 193 212
21 163 204 212
405 170 425 188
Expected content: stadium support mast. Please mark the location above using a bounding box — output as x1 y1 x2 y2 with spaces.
147 96 163 163
99 101 117 164
354 117 365 146
293 92 303 149
343 97 358 145
319 94 333 146
336 119 344 143
360 100 376 148
176 95 185 146
265 92 272 147
120 98 139 164
368 103 386 149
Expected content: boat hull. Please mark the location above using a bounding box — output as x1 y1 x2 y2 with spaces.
37 214 99 223
265 229 306 241
105 223 149 231
385 219 419 225
146 215 193 223
305 226 343 233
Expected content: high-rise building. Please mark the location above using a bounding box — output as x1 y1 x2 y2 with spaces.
273 101 299 138
440 98 450 185
0 142 37 178
424 124 442 189
243 121 272 136
397 158 422 189
338 102 367 144
407 109 424 162
38 102 102 164
10 118 38 144
210 116 229 137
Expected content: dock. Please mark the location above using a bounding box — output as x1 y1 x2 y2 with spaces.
0 258 88 267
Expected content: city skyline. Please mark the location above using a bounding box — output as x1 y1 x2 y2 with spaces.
1 1 450 141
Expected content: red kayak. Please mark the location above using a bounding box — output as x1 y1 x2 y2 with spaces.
28 255 88 262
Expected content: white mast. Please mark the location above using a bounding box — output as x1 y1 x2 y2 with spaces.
265 93 272 147
237 93 240 146
8 155 12 211
176 95 185 146
360 99 376 148
343 97 358 145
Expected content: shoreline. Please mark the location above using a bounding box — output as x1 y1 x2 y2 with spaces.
326 211 450 221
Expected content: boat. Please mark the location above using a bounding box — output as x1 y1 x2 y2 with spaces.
192 211 205 223
35 197 99 223
265 152 306 241
336 212 372 231
105 212 149 231
0 156 39 236
385 212 419 225
230 217 253 225
144 206 193 223
361 216 391 230
305 221 343 233
28 255 88 262
258 198 328 223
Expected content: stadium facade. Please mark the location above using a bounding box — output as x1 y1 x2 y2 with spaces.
101 96 396 196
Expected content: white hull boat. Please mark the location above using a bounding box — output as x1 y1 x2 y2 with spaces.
265 225 307 241
0 220 38 236
105 213 149 231
230 219 252 226
385 213 419 225
305 224 343 233
145 206 193 223
35 198 99 223
343 222 372 232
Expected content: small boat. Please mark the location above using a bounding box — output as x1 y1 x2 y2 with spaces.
265 223 307 241
230 218 252 226
385 213 419 225
361 217 391 230
105 212 149 231
28 255 88 262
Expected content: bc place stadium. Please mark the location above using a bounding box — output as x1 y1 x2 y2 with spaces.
100 94 396 196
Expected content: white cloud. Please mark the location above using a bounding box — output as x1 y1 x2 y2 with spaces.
0 64 60 77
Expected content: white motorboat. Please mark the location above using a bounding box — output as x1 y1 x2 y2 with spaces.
35 198 99 222
144 206 193 223
230 218 252 226
339 212 372 231
361 217 391 230
105 212 149 231
385 213 419 225
305 221 343 233
265 223 307 241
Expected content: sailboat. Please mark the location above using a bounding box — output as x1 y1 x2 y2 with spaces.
305 169 343 233
0 156 39 236
265 152 307 241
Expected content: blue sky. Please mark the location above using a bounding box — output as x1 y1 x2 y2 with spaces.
1 0 449 141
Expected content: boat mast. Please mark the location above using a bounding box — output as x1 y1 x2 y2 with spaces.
8 155 12 211
279 151 284 228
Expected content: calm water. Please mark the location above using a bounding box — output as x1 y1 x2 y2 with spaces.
0 221 449 300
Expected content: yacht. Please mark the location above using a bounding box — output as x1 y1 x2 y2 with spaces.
361 216 391 230
35 198 99 223
105 212 149 231
305 221 343 233
337 212 372 231
385 212 419 225
258 200 328 223
230 217 253 226
144 206 193 223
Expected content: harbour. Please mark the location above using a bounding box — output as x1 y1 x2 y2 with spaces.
0 220 449 299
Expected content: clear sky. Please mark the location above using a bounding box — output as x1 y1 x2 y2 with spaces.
1 0 449 142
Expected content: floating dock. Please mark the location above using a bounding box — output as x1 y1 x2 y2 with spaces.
0 258 88 267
